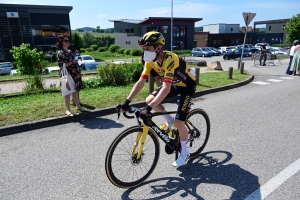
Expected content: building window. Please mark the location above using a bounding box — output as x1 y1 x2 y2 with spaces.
218 40 222 44
213 40 217 45
231 40 235 44
180 27 185 36
125 41 131 44
269 26 271 31
173 27 180 37
32 25 70 37
282 25 285 30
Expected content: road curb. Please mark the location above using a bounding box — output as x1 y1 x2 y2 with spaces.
0 74 254 137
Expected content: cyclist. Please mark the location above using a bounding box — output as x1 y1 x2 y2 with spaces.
120 31 196 167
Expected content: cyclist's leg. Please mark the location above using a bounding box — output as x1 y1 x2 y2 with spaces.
146 85 178 113
172 85 195 167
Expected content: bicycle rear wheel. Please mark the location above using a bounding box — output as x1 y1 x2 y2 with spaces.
186 108 210 158
105 126 160 188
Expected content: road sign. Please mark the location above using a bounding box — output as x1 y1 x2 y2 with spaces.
242 12 256 26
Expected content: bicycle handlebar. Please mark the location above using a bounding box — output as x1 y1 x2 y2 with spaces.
116 104 140 119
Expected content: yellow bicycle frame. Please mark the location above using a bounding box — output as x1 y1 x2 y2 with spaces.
131 122 149 159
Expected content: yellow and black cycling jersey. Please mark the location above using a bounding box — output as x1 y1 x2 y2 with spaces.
141 51 196 87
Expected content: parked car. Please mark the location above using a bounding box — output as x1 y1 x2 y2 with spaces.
271 47 289 55
78 55 98 70
191 47 212 57
219 46 236 54
254 43 271 50
0 62 13 75
235 44 255 49
223 49 255 60
42 66 60 74
207 47 222 56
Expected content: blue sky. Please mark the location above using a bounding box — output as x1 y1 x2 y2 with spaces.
1 0 300 29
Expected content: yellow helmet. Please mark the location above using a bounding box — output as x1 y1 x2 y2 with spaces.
138 31 165 47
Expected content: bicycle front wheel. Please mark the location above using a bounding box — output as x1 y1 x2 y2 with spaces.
186 108 210 158
105 126 160 189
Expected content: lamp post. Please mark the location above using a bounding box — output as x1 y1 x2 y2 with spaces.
170 0 173 51
239 12 256 70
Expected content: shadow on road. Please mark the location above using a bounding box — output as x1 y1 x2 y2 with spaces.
122 150 261 200
78 117 124 130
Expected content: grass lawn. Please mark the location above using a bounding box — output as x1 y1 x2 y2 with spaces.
0 70 250 126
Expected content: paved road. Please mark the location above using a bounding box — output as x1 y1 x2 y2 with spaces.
1 57 300 199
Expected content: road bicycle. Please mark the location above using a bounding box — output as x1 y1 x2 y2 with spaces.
105 100 210 188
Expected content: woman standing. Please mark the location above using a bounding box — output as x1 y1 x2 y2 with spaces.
286 40 299 75
56 34 85 117
290 44 300 76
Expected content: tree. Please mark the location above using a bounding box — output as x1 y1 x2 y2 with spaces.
82 32 96 48
96 26 101 33
72 32 84 51
284 14 300 44
10 43 43 75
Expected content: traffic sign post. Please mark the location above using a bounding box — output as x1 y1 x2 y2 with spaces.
240 12 256 70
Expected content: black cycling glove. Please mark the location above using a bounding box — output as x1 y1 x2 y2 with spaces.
120 99 131 111
139 106 153 119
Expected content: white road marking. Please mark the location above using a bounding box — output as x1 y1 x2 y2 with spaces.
279 77 294 80
252 81 270 85
244 157 300 200
266 79 283 82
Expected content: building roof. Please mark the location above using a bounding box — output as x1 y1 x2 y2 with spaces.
109 17 202 24
0 3 73 12
254 18 290 25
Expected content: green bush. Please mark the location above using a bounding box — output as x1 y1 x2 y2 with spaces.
109 44 121 53
124 49 131 55
118 48 126 54
97 47 107 52
130 48 142 56
80 48 85 53
96 60 143 87
91 45 98 51
100 51 115 57
82 77 104 88
173 50 191 55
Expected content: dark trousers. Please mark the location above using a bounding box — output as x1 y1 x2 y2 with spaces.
286 55 293 75
260 54 267 65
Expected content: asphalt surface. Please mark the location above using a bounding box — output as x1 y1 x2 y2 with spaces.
1 56 299 199
0 56 288 137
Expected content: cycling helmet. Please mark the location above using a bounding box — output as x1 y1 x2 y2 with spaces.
138 31 165 47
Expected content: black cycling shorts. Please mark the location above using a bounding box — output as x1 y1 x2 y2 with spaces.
150 84 196 121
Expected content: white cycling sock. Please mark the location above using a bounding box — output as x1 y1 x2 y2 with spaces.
162 110 174 124
180 140 188 156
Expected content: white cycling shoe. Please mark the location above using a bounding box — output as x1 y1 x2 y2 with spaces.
172 153 190 167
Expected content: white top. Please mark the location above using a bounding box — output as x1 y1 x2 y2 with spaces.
290 46 296 56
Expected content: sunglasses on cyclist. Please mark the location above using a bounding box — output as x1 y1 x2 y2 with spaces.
63 40 70 43
138 39 148 46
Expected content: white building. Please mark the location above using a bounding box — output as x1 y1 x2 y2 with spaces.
203 23 240 34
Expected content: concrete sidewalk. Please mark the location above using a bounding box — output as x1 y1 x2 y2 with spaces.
0 57 290 136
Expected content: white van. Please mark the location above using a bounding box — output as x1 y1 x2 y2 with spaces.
0 62 13 75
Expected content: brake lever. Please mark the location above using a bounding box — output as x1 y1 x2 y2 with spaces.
116 104 121 119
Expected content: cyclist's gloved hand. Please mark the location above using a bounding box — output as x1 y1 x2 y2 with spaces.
139 106 152 119
120 99 131 111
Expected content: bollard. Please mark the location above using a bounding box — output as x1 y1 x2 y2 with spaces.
240 62 244 74
148 74 154 93
195 68 200 85
237 58 241 70
228 67 233 79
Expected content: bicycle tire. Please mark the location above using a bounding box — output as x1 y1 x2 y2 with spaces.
186 108 210 158
105 126 160 189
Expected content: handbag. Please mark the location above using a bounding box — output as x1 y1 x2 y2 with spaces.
60 63 76 96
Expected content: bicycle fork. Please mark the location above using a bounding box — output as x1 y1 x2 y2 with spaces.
132 122 149 160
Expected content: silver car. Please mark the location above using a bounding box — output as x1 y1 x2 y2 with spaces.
0 62 13 75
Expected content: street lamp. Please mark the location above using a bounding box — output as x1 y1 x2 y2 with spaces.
170 0 173 51
239 12 256 70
